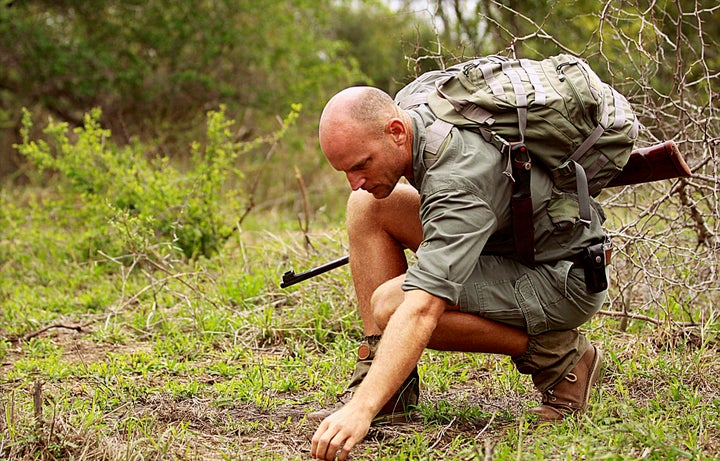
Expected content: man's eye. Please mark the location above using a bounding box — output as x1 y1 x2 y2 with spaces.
353 159 369 171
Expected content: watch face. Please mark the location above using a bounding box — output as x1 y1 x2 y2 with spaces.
357 343 371 360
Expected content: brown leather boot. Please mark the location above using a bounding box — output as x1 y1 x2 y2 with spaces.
529 345 603 422
308 336 420 425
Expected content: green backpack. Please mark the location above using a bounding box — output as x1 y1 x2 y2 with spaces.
398 54 639 266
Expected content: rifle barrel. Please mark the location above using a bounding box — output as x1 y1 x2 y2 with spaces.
280 255 350 288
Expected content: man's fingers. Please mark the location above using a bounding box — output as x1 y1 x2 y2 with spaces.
326 431 347 460
312 422 353 461
336 442 356 461
311 421 329 458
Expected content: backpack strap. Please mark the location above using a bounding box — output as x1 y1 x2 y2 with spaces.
434 77 496 125
519 59 547 105
509 142 535 266
396 92 454 157
567 133 600 227
398 93 429 110
501 61 529 143
572 161 592 226
479 129 536 266
479 61 506 97
499 61 541 265
425 119 454 156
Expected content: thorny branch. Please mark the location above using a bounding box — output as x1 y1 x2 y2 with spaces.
422 0 719 327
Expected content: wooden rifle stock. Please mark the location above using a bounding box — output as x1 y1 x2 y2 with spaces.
606 140 691 188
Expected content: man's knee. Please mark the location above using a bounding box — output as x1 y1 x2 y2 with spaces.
346 190 376 232
346 185 423 250
346 188 401 228
370 277 405 329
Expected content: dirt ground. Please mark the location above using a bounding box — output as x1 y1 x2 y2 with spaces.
0 327 538 459
3 324 719 460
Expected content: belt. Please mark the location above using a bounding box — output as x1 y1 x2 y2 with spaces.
567 247 612 268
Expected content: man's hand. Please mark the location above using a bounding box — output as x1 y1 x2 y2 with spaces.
311 288 445 459
311 404 372 460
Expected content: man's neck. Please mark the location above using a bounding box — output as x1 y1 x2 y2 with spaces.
401 111 415 180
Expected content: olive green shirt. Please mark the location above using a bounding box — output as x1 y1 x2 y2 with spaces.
398 90 607 305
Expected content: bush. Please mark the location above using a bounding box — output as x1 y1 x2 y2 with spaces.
15 105 300 261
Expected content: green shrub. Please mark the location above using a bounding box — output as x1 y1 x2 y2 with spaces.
15 104 300 261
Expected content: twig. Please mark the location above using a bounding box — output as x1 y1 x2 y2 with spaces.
474 412 497 440
21 323 86 342
237 127 281 227
429 416 456 450
294 165 315 253
33 380 43 429
598 309 662 325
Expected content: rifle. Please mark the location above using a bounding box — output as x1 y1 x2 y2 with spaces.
279 141 691 288
606 140 691 187
280 255 349 288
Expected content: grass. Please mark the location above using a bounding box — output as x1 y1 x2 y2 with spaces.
1 186 719 461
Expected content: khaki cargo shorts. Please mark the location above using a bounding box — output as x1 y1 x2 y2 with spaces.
457 255 606 335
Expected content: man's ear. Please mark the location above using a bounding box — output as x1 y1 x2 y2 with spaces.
387 118 407 144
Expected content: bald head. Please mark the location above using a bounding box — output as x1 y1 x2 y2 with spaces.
319 86 399 141
318 86 414 196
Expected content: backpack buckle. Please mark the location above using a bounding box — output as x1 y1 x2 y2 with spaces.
510 142 532 171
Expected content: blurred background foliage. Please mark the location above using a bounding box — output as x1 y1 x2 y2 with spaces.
2 0 717 168
1 0 442 221
1 1 718 311
2 0 717 177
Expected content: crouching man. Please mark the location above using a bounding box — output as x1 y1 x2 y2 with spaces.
310 86 606 461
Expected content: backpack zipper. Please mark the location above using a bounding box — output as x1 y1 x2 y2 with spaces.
556 61 577 81
556 61 591 125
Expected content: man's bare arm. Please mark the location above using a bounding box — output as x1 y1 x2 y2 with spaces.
311 289 447 460
354 289 446 410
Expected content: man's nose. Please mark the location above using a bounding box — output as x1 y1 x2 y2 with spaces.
346 172 366 191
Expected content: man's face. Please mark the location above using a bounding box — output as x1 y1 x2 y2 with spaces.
323 128 404 199
322 124 406 199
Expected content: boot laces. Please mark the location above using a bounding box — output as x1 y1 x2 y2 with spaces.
543 372 578 403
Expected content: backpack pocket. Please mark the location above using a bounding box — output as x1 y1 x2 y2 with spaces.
547 189 581 231
547 187 606 232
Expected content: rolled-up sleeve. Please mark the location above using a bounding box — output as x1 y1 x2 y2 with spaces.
402 176 498 305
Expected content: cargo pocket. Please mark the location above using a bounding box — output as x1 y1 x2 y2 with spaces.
466 278 528 331
514 274 549 335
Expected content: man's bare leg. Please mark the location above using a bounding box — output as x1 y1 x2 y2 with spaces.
308 185 424 423
370 275 529 356
346 184 423 336
429 311 528 355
